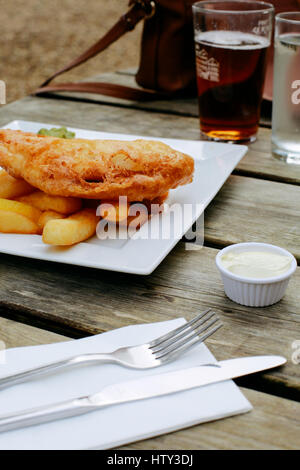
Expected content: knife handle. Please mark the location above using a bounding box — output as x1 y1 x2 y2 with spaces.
0 396 96 433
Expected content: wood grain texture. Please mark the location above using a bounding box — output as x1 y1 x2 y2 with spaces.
204 174 300 261
0 317 68 349
238 128 300 185
0 246 298 397
0 95 299 186
121 388 300 450
0 320 298 450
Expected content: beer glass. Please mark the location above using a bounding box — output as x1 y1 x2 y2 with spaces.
192 1 274 143
272 13 300 164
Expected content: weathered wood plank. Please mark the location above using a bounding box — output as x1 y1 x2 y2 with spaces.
121 388 300 450
0 96 299 185
0 246 298 398
0 317 68 349
204 174 300 261
0 320 298 450
0 96 202 139
237 128 300 185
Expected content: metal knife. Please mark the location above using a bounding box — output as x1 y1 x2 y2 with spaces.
0 355 286 433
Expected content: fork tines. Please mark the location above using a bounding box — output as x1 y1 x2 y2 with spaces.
149 309 222 362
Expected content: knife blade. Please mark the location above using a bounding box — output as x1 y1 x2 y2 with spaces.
91 355 286 406
0 355 286 433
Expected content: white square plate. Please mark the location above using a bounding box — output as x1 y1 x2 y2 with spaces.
0 120 247 275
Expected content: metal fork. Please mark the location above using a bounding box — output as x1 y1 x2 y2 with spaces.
0 309 222 390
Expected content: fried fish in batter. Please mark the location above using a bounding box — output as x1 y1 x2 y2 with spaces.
0 130 194 201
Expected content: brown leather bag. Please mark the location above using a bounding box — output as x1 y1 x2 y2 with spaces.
36 0 300 101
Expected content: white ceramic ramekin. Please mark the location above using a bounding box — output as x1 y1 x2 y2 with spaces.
216 242 297 307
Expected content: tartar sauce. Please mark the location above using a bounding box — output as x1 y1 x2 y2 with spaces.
221 251 292 279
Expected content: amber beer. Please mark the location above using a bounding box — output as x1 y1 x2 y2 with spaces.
195 31 269 142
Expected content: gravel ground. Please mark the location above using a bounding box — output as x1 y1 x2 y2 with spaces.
0 0 142 103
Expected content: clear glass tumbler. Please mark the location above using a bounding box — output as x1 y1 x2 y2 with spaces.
272 12 300 164
192 1 274 143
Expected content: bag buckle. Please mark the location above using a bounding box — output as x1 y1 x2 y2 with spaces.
130 0 156 20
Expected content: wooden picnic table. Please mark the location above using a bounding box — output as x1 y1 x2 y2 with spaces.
0 70 299 450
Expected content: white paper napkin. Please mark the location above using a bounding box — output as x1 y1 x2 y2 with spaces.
0 319 252 450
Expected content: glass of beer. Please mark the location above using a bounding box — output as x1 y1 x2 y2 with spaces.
192 1 274 143
272 13 300 164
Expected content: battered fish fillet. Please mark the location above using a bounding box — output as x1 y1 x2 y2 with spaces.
0 130 194 201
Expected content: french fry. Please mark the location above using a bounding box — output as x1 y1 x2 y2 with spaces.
0 210 39 234
16 191 82 215
0 169 34 199
119 203 149 228
37 210 66 231
98 199 129 223
117 195 167 229
42 209 99 246
0 198 41 223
